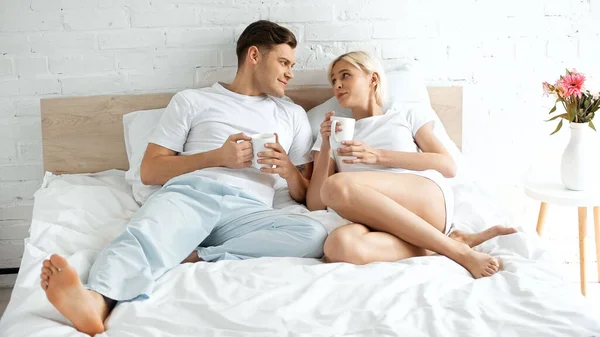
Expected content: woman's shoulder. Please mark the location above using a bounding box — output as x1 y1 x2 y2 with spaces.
386 101 436 121
383 101 412 120
386 101 429 113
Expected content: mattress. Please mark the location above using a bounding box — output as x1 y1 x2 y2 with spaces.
0 170 599 337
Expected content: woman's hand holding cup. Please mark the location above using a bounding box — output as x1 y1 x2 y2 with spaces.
320 111 341 151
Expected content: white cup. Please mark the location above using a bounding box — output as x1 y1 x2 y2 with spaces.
251 133 276 170
330 116 355 148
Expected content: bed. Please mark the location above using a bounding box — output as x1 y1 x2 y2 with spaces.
0 86 599 337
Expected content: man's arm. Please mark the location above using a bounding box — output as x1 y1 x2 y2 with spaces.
297 162 312 180
256 132 314 203
140 144 220 186
283 162 313 203
140 133 253 186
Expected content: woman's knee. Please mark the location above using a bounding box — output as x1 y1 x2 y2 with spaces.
320 173 354 208
323 224 369 265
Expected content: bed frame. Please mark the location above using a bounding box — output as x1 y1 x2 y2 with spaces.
40 86 462 174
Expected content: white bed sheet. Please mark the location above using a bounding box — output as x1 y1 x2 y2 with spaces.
1 170 599 337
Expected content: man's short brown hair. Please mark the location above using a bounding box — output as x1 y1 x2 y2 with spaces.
236 20 297 67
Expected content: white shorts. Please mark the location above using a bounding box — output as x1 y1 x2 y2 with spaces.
410 169 454 235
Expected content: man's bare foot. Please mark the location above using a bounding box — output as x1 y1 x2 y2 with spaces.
40 254 109 336
449 225 517 248
453 243 502 278
181 250 203 264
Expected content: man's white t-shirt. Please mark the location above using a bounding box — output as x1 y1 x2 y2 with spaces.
149 82 314 206
311 103 439 176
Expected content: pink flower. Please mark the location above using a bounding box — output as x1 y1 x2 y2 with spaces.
557 71 585 98
542 82 553 96
555 80 565 97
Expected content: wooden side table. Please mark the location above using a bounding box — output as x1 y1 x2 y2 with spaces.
525 180 600 296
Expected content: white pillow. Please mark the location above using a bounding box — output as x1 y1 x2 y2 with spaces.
123 108 165 205
306 63 470 185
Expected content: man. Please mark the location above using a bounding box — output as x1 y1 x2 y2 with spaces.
39 20 326 336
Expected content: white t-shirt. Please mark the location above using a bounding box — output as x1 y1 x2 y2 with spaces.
150 82 314 206
311 103 440 176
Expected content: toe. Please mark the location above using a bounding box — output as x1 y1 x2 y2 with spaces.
41 272 49 281
43 260 52 268
42 267 52 276
50 254 68 270
40 280 48 290
49 265 59 274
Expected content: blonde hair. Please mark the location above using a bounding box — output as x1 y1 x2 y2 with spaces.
328 51 387 107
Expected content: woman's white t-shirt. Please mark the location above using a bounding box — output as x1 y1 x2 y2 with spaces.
312 102 440 177
149 82 314 206
311 102 455 233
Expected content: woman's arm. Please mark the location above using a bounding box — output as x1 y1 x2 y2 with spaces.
339 122 457 178
307 111 339 211
380 121 456 177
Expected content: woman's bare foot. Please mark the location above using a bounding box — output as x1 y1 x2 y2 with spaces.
453 243 502 278
40 254 109 336
449 225 517 248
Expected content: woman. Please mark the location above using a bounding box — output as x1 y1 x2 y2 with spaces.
307 51 515 278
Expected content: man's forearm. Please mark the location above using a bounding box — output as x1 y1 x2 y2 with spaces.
285 167 309 203
141 148 223 186
306 150 330 210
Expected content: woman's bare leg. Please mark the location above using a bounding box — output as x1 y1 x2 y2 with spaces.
324 223 517 265
448 226 517 248
324 223 427 264
321 172 503 278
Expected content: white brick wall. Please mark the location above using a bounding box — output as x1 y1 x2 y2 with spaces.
166 28 233 47
131 8 197 27
201 6 264 25
14 56 49 78
1 0 599 269
99 30 165 49
48 53 116 75
63 9 129 31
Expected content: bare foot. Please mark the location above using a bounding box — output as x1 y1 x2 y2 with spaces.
181 250 203 264
454 243 502 278
40 254 108 336
449 225 517 248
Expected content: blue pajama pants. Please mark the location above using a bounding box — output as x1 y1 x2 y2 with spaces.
86 175 327 301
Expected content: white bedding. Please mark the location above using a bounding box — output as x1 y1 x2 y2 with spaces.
1 171 599 337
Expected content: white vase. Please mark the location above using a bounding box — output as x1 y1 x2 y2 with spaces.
560 122 593 191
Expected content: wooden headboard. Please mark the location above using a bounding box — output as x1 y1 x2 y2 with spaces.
41 86 462 174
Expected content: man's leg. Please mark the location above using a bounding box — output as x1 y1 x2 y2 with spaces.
196 194 328 261
40 176 223 335
85 180 222 300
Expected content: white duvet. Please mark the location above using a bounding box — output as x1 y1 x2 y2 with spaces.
1 171 599 337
